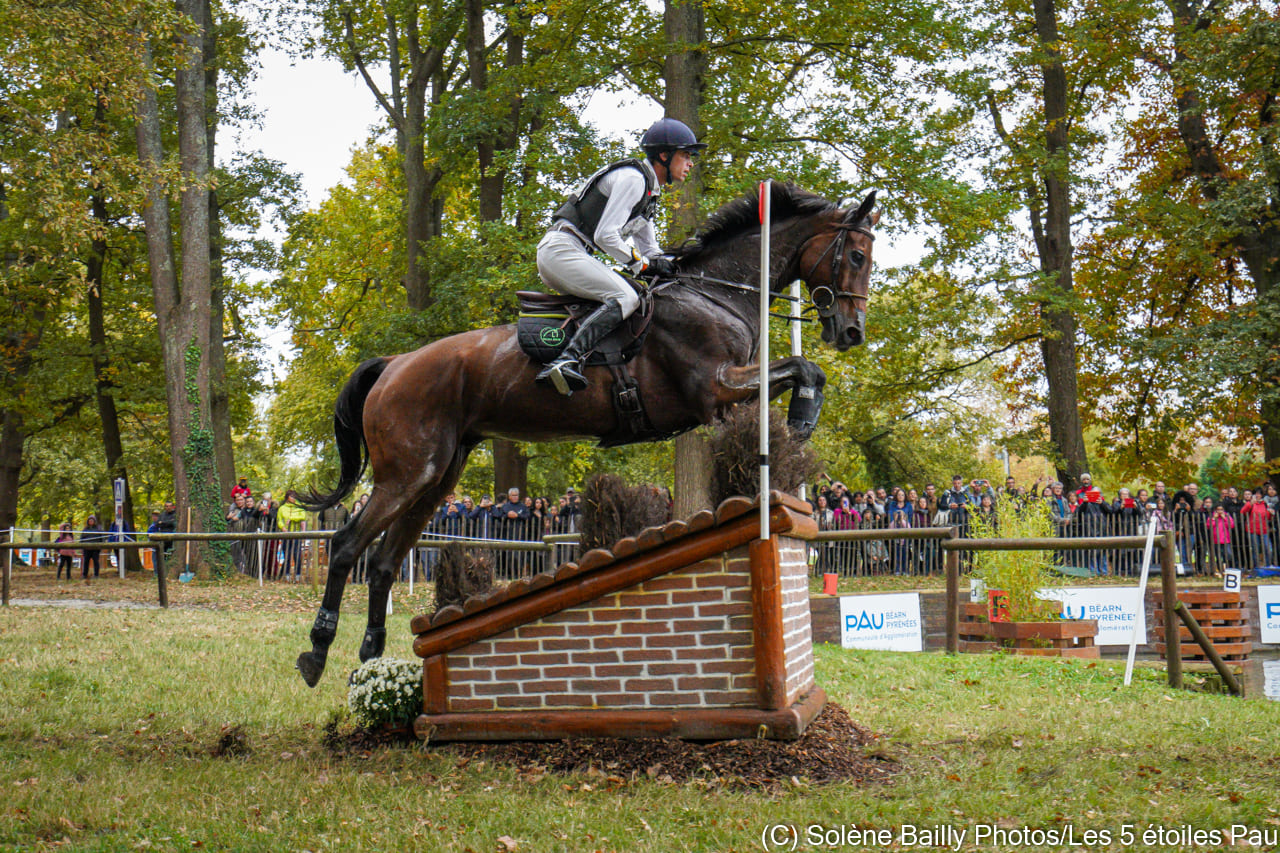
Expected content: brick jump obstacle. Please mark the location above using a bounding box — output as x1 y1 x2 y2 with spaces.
409 492 825 742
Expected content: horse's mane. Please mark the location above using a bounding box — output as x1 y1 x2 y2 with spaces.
671 182 838 262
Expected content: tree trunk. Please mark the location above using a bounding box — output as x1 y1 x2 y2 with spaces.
135 7 221 573
664 0 714 519
204 0 236 503
1166 0 1280 489
0 409 25 538
86 182 141 571
1031 0 1088 492
469 1 529 497
492 440 529 499
0 174 29 539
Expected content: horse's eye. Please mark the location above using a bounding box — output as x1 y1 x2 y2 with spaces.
848 250 865 267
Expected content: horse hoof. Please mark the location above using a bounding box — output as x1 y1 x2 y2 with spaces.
787 417 818 441
296 651 326 688
358 628 387 662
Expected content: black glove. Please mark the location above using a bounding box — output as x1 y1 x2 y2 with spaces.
641 256 676 279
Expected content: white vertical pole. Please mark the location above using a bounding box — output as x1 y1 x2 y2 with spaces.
1124 514 1160 686
114 477 126 578
5 526 12 604
759 180 771 541
256 540 264 587
409 537 415 596
789 279 803 357
789 278 805 503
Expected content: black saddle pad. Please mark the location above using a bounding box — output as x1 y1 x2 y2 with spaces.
516 290 653 366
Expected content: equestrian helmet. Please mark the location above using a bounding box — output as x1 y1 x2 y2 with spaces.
640 118 706 156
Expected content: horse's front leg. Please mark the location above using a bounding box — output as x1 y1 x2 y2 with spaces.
714 356 827 439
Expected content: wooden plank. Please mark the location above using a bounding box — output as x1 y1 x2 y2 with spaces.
423 655 448 715
413 687 827 743
750 537 786 711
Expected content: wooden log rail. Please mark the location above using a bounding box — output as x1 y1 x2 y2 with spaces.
0 529 566 609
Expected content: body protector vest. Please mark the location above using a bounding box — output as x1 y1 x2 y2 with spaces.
552 159 660 251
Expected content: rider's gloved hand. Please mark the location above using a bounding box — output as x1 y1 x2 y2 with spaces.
641 256 676 279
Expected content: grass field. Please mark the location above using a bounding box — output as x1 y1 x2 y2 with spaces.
2 569 1278 852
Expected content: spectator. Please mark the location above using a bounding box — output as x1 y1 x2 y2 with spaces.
106 515 135 574
468 495 495 539
1240 491 1275 570
832 493 860 574
157 501 178 558
922 482 939 519
1171 491 1200 574
968 478 997 507
1205 502 1235 575
939 475 972 536
231 477 252 502
885 487 913 575
276 490 308 582
1073 480 1112 576
55 521 77 581
492 488 531 577
80 514 105 581
812 494 836 573
913 496 938 573
226 493 257 574
1111 487 1144 576
256 493 280 579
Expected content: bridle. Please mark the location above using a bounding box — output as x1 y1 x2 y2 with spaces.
664 222 874 320
803 223 875 320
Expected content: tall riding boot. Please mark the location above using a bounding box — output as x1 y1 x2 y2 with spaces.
536 300 624 396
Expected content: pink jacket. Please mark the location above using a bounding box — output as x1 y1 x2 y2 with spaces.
1206 513 1235 545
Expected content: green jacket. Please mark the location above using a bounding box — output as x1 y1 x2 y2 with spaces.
276 501 308 532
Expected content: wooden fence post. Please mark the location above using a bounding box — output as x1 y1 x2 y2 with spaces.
945 528 959 655
1160 529 1181 689
156 542 169 609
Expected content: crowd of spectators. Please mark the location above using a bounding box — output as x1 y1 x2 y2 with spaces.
807 473 1280 578
39 471 1280 584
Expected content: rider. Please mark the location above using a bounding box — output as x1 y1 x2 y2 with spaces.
534 117 704 395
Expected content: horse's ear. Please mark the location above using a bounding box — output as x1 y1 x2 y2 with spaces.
844 190 877 227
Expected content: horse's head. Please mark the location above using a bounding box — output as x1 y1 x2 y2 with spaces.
799 191 878 351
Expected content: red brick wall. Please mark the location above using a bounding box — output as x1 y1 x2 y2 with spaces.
778 536 816 703
445 547 759 712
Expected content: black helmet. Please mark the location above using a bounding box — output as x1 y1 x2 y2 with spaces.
640 118 706 155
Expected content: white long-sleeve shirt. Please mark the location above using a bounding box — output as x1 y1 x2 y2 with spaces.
585 164 662 269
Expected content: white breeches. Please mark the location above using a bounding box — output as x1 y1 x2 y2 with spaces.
536 231 640 318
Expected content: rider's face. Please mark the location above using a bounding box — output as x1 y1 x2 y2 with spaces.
667 150 694 183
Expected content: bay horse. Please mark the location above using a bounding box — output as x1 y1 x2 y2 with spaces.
296 182 878 686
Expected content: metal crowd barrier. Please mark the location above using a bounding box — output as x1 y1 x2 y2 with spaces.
809 503 1279 577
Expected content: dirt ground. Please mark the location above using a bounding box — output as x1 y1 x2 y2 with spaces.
329 703 898 791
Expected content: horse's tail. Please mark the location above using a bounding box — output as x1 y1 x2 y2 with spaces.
300 357 389 512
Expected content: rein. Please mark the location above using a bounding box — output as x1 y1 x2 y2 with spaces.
664 221 875 322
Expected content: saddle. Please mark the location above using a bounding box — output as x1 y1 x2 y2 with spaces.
515 287 654 366
517 285 684 447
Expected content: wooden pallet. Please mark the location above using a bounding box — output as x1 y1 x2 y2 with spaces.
1152 590 1251 662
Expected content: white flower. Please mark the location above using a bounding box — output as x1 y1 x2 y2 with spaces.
347 658 423 728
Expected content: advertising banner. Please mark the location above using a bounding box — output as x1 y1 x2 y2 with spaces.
1258 585 1280 645
839 592 924 652
1041 587 1146 646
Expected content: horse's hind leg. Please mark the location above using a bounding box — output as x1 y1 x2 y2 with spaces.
357 497 437 662
359 450 472 662
296 488 413 687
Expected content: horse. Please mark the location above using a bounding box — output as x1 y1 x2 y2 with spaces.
296 182 878 686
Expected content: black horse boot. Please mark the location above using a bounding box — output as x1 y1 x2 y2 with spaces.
786 385 825 440
536 299 624 396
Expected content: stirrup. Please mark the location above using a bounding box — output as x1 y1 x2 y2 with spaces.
538 359 588 396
